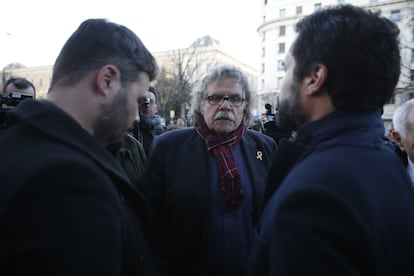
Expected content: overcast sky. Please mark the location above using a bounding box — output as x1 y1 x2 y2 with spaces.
0 0 261 69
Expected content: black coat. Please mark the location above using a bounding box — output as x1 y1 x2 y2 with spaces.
144 127 278 275
248 112 414 275
0 100 159 275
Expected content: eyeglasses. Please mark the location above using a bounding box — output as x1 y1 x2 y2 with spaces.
205 95 245 107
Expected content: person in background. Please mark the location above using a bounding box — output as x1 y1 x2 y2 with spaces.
0 18 160 275
0 77 36 136
2 78 36 100
248 5 414 275
142 86 164 135
128 86 163 156
107 112 148 193
144 64 278 275
175 117 186 128
1 77 36 109
2 77 36 97
164 119 175 131
391 99 414 184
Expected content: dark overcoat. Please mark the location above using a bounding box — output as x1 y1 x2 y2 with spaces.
248 111 414 276
144 127 277 275
0 100 159 275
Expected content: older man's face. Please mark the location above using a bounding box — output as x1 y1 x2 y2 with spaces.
201 78 245 136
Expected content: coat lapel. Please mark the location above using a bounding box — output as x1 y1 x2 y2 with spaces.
185 132 211 212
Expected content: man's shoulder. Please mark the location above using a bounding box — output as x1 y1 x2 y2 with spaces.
152 127 197 147
245 129 277 146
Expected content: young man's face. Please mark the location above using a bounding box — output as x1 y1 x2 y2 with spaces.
93 72 150 145
278 47 307 133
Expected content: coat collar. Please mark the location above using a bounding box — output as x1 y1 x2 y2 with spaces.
10 99 130 184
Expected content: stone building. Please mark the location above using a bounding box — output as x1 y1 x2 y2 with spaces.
257 0 414 126
1 35 258 110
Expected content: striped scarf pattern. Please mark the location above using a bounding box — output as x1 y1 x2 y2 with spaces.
196 122 246 207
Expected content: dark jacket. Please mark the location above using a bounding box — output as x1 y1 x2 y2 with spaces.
107 133 148 193
248 111 414 276
0 100 159 275
144 127 277 275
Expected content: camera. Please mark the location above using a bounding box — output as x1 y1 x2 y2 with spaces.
0 92 34 130
0 91 33 107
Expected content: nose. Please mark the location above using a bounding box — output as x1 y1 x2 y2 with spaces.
219 98 232 109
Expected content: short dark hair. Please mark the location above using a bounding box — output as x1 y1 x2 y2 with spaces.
3 77 36 98
292 5 400 111
50 19 158 90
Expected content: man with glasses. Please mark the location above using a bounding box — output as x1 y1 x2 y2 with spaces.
143 64 278 275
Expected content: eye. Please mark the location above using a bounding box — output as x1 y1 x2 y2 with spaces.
209 95 222 101
230 95 242 101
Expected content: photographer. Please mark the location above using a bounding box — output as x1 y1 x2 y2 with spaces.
1 77 36 109
0 77 36 137
262 103 291 144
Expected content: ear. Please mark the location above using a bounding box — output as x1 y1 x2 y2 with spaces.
95 65 120 96
391 131 405 151
304 64 328 96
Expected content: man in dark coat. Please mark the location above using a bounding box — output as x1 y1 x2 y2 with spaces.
144 65 278 275
248 5 414 275
0 19 159 275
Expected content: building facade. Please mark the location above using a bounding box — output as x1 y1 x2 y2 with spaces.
257 0 414 125
0 35 258 113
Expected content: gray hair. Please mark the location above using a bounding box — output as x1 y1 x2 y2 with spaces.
188 64 252 126
393 99 414 139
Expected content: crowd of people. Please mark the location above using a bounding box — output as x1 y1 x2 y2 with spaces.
1 4 414 276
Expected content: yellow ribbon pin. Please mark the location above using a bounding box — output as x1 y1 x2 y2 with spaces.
256 151 263 160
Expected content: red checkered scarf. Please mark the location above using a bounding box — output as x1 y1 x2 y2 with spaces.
196 122 246 207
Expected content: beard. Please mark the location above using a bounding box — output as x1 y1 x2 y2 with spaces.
277 82 307 134
93 87 130 145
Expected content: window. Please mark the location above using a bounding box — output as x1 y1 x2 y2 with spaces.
314 3 322 11
279 8 286 17
262 47 265 57
278 43 285 53
390 10 400 22
412 50 414 62
264 0 267 4
296 6 302 15
277 60 285 71
261 63 265 73
410 70 414 83
261 79 265 90
277 77 283 88
279 26 286 36
409 93 414 99
262 31 266 42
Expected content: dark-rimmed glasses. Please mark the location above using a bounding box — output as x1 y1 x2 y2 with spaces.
205 95 245 107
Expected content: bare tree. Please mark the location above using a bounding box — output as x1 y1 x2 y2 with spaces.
154 37 219 120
